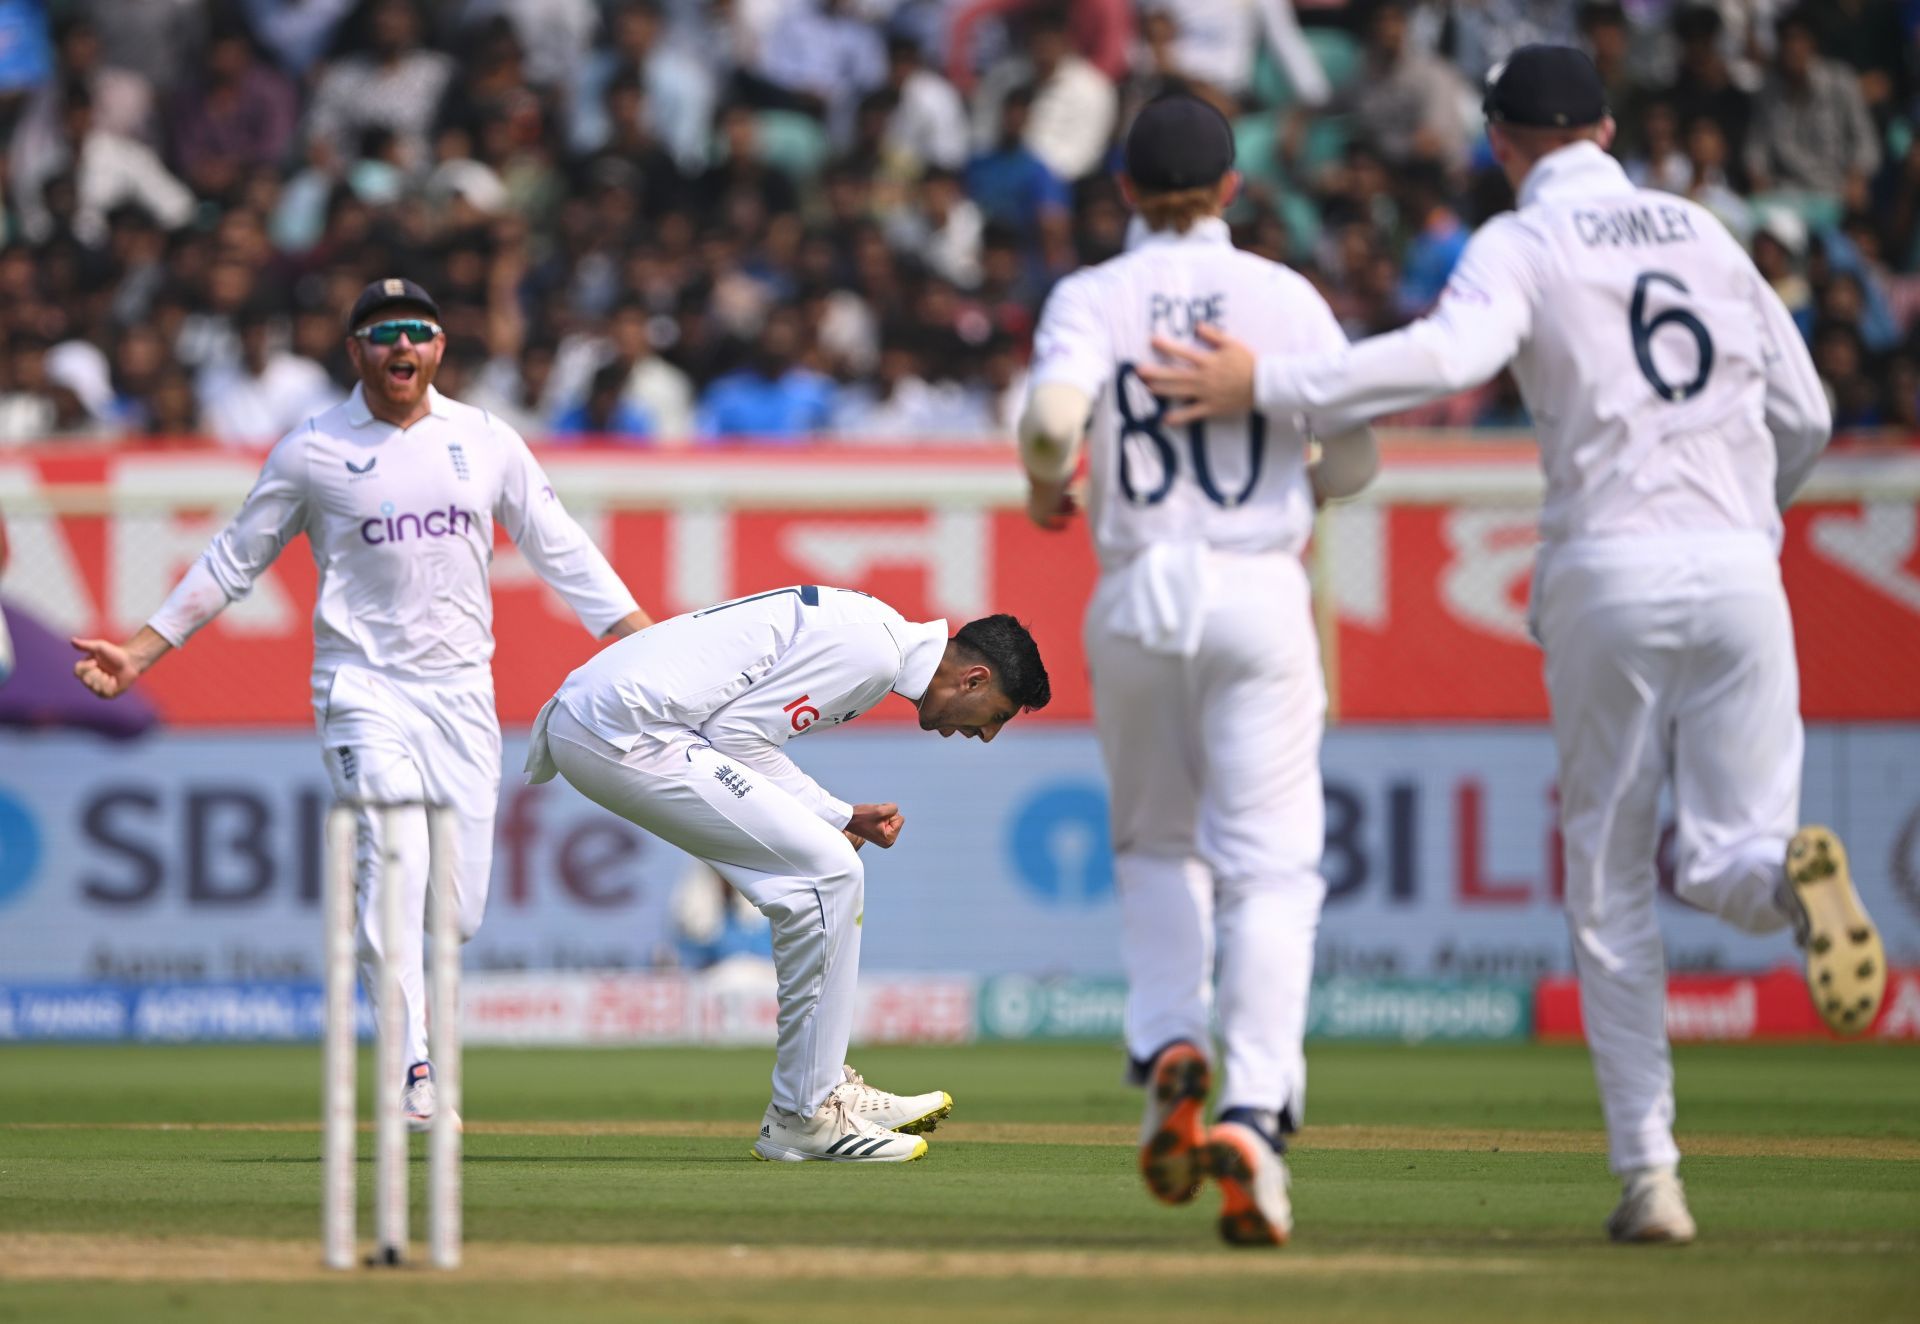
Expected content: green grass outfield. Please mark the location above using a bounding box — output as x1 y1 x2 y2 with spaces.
0 1042 1915 1322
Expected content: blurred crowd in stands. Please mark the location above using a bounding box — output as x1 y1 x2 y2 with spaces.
0 0 1916 446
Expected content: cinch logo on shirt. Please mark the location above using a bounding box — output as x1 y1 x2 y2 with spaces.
360 505 479 544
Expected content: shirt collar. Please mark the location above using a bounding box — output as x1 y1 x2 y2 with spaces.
1125 214 1232 252
891 619 950 702
345 382 453 429
1517 140 1635 210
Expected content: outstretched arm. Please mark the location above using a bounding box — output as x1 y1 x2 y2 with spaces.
1140 223 1539 432
79 437 309 698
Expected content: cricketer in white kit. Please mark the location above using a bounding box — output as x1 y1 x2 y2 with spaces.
1138 47 1889 1245
1018 94 1380 1248
73 278 651 1127
526 587 1052 1162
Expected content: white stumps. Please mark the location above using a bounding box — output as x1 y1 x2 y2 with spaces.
427 805 463 1269
322 800 462 1271
321 806 358 1271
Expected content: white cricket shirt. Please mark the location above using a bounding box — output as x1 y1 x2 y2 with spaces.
1254 142 1831 545
147 383 639 682
552 584 949 827
1028 216 1347 568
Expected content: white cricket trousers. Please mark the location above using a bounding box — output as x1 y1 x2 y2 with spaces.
542 702 863 1118
1086 550 1328 1123
1535 533 1799 1175
315 664 500 1070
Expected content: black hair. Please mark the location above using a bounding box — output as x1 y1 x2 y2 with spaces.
954 615 1051 712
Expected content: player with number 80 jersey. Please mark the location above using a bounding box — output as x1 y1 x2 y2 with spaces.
1027 209 1347 564
1018 95 1378 1248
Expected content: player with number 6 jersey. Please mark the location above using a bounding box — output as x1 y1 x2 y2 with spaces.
1135 46 1888 1246
1018 93 1380 1248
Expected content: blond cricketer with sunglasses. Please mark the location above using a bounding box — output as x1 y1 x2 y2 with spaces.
73 279 652 1128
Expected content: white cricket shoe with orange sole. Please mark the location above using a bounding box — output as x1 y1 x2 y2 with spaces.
1207 1120 1292 1247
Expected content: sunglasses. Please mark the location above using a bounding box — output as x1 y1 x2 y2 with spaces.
352 319 443 346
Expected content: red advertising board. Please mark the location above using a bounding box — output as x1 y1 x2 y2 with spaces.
2 443 1916 726
1535 968 1920 1042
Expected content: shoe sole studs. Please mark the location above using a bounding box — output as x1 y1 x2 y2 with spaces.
892 1095 954 1136
1788 828 1887 1038
1140 1047 1210 1206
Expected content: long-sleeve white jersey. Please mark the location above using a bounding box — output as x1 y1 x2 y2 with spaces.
147 384 639 681
551 584 949 827
1028 216 1349 567
1254 142 1832 545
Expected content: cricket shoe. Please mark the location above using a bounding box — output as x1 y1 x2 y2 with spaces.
751 1093 928 1163
1783 827 1887 1036
831 1064 953 1134
402 1061 462 1135
1207 1120 1292 1247
1139 1041 1211 1204
1606 1166 1696 1245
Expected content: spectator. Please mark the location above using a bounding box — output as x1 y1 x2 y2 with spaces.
1394 161 1466 318
1577 3 1636 124
0 0 1915 450
882 34 969 173
1812 320 1882 430
304 0 454 174
16 81 196 246
1664 5 1754 191
1679 116 1755 243
0 0 52 134
241 0 360 77
1143 0 1330 105
945 0 1134 94
0 334 55 443
1804 0 1907 118
964 87 1070 238
87 0 202 99
888 168 985 289
107 322 172 429
1751 208 1815 332
575 69 688 221
1325 0 1471 171
751 0 887 146
696 307 837 438
196 303 338 444
42 339 122 440
694 103 801 219
555 361 655 440
1745 8 1881 211
143 365 205 439
465 0 601 92
1625 101 1690 195
972 6 1117 183
608 297 696 441
835 327 993 438
569 1 717 171
170 25 299 204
